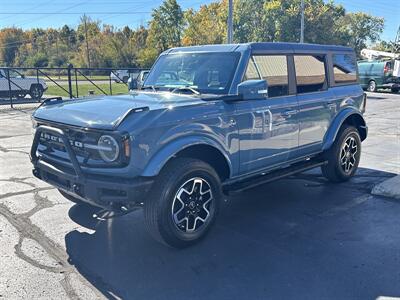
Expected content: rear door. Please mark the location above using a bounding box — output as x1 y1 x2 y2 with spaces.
293 54 336 155
235 54 299 174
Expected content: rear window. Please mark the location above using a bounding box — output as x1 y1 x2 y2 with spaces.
332 54 357 84
294 55 327 94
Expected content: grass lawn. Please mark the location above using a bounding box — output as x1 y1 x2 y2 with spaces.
46 83 129 98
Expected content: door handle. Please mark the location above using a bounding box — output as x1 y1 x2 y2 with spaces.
326 101 336 109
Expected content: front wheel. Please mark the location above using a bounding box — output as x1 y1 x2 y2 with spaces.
144 158 221 248
29 85 44 100
321 125 361 182
391 87 399 93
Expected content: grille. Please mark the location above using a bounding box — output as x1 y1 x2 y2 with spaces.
37 122 104 166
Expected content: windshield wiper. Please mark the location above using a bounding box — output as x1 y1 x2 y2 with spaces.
171 86 200 95
141 85 160 92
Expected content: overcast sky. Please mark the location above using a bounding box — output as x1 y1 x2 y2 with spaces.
0 0 398 42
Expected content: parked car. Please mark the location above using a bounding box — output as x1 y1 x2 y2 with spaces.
30 43 367 248
127 70 150 90
110 69 131 83
357 59 400 93
0 69 47 100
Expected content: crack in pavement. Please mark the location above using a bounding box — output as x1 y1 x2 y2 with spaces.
0 134 31 140
0 179 105 299
0 145 29 155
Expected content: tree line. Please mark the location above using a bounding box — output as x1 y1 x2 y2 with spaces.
0 0 387 69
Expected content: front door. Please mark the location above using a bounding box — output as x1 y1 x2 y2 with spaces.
235 55 299 174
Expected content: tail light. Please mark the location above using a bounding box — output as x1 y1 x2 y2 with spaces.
384 63 392 75
361 93 367 113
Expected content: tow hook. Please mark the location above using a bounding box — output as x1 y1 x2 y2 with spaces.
92 203 143 221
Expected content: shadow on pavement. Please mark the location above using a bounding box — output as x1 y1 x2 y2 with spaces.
65 168 400 300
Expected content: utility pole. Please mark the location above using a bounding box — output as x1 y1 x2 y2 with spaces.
393 25 400 54
300 0 305 43
227 0 233 44
83 15 91 69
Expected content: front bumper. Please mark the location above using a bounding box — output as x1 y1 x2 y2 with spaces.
31 125 153 208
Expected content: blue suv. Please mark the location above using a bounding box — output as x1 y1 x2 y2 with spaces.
31 43 367 248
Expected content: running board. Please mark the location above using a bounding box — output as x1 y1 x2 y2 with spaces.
223 159 327 195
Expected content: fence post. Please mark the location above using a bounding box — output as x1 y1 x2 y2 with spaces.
75 69 79 98
6 69 13 109
109 73 113 95
67 64 73 99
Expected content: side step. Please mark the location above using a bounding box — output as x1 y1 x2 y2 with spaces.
223 159 327 195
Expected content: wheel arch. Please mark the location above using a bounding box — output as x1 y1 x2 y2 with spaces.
141 137 232 181
322 109 367 151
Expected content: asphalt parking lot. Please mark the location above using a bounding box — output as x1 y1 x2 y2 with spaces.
0 92 399 299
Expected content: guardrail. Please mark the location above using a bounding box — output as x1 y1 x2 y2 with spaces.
0 65 146 108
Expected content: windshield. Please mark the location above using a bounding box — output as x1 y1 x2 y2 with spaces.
144 52 240 95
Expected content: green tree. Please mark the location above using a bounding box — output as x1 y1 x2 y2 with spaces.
341 12 384 54
0 28 25 66
182 1 227 45
146 0 184 52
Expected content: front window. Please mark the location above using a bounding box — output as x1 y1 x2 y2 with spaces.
144 52 240 95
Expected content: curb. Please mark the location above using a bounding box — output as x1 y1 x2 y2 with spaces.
371 175 400 200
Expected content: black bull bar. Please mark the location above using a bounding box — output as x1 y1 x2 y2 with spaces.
30 125 153 209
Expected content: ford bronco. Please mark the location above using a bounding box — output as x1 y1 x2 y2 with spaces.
30 43 367 248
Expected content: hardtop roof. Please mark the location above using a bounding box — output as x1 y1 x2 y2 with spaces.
166 42 353 54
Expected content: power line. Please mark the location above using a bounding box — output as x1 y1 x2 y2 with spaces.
0 12 151 15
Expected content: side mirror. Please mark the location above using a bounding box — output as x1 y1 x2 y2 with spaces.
128 77 138 90
237 80 268 100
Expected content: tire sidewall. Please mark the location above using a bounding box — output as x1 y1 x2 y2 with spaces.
30 85 43 100
157 161 221 245
335 127 361 179
368 80 376 92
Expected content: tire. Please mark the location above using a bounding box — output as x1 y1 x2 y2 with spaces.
58 189 88 206
391 88 399 93
29 84 44 100
144 158 221 248
367 80 377 92
321 125 361 183
122 76 129 84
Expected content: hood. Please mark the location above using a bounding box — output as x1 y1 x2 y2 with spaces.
33 92 207 130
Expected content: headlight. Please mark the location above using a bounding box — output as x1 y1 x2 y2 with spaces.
98 135 120 162
31 117 38 135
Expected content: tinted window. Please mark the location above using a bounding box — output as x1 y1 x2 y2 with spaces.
294 55 327 94
244 55 288 97
333 54 357 84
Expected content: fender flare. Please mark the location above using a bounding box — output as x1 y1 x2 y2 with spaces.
141 135 233 177
322 108 367 151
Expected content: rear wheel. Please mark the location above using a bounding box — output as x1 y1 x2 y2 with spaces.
367 80 377 92
29 85 44 100
321 125 361 182
144 158 221 248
